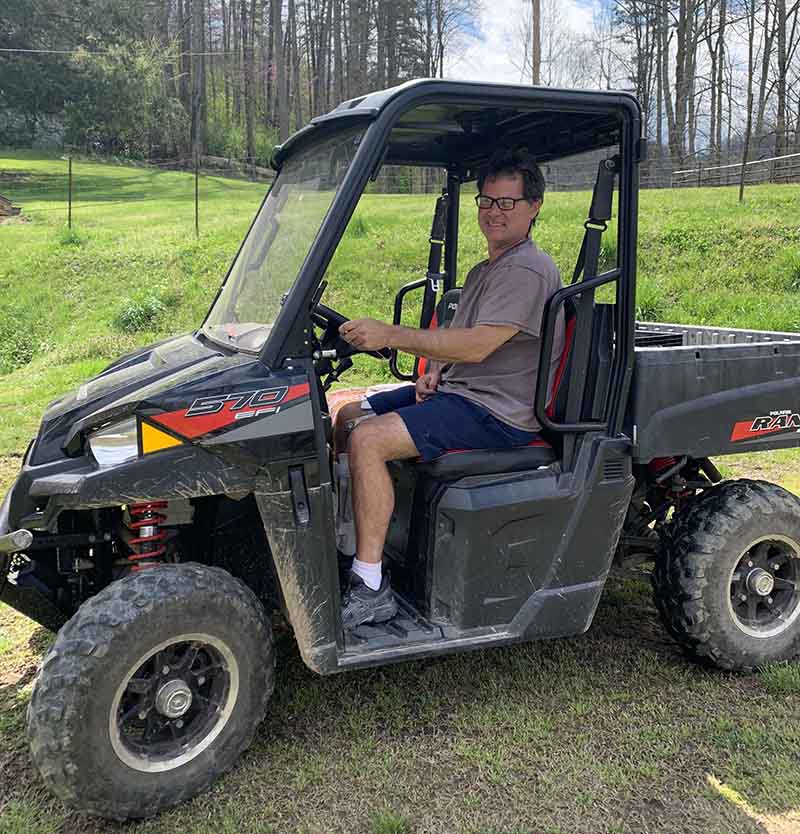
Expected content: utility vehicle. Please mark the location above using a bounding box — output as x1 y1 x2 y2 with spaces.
2 80 800 819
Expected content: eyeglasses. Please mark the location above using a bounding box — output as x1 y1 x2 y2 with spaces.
474 194 530 211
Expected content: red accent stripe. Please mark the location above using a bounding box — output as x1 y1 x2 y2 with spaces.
546 313 576 419
730 421 784 442
152 382 311 440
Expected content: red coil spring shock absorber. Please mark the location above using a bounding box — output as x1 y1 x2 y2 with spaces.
126 501 168 570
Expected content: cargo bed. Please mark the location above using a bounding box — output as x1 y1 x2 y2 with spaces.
630 321 800 461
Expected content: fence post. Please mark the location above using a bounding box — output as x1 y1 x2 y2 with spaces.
68 155 73 229
194 151 199 240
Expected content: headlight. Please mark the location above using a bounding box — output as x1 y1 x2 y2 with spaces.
88 417 138 467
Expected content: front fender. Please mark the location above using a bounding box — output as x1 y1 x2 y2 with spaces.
254 462 340 675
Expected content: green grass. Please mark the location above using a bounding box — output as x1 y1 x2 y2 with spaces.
2 152 800 833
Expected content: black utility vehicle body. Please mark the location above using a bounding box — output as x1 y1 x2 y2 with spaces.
3 79 800 819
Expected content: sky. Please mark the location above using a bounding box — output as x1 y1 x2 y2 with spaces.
446 0 600 85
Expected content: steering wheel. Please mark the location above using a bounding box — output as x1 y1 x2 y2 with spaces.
311 303 391 360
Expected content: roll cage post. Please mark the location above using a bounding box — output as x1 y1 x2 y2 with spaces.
388 167 462 381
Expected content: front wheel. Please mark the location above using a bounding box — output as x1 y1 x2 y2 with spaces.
27 563 274 819
653 479 800 672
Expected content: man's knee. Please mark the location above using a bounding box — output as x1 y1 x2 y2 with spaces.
349 418 381 455
350 414 418 463
334 400 373 450
336 400 364 424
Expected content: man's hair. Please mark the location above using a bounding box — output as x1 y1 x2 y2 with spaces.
477 149 546 204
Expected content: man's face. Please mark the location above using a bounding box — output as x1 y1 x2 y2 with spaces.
477 173 541 250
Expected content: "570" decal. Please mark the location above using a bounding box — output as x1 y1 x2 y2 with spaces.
152 382 310 439
186 387 289 419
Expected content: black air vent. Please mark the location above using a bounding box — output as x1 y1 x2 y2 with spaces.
603 458 626 481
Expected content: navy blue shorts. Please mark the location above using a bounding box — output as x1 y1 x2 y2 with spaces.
366 385 540 461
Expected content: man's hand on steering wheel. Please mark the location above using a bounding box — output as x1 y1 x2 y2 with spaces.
311 303 391 359
339 318 393 353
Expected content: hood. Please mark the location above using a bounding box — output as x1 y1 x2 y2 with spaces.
31 333 247 465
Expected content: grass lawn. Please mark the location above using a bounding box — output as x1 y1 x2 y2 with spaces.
1 152 800 834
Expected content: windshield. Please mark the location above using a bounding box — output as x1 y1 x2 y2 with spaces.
202 124 365 352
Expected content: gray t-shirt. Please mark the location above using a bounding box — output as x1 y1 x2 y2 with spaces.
436 238 565 432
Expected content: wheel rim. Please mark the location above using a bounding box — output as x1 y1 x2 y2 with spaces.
727 535 800 639
109 633 239 773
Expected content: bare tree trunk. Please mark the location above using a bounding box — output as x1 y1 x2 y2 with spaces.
222 0 230 119
274 0 289 140
688 86 698 159
660 0 677 163
243 0 255 164
200 0 208 146
671 0 700 166
333 0 345 102
180 0 192 117
322 0 333 109
435 0 445 76
386 0 397 85
375 0 386 88
716 0 727 164
754 0 775 143
775 0 788 155
726 56 733 157
740 0 756 202
266 0 275 124
531 0 541 83
232 0 242 123
289 0 303 129
655 19 663 152
191 0 204 158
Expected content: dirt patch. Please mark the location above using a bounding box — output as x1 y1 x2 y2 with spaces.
0 456 23 494
0 214 29 225
0 171 31 183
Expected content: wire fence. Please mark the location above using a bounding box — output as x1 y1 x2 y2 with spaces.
0 151 274 234
3 148 800 233
671 152 800 188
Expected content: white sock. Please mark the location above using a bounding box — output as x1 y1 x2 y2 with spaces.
352 558 382 591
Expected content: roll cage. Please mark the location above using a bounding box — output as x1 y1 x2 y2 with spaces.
258 78 644 444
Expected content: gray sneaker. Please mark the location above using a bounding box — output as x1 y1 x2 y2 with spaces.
341 571 398 630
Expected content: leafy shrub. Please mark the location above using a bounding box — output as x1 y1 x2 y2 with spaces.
0 312 39 373
349 213 369 238
776 247 800 291
65 41 189 158
113 293 167 333
57 226 85 247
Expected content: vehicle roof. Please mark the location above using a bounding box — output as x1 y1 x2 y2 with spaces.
272 78 641 172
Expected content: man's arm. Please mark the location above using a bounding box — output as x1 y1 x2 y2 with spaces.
339 319 518 364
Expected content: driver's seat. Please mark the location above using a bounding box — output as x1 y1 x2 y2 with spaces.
409 291 576 481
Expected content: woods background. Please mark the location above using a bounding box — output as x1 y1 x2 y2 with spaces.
1 0 799 180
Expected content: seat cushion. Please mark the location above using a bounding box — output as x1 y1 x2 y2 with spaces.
415 440 557 480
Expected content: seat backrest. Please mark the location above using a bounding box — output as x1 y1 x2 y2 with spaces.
418 288 462 376
545 297 577 420
544 298 614 426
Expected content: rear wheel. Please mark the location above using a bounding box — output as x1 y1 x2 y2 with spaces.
27 563 274 819
653 479 800 672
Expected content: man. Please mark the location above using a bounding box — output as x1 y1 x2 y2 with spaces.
335 149 566 629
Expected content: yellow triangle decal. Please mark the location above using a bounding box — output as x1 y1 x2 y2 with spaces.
141 421 185 455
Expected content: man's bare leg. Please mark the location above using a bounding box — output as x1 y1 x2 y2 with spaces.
348 412 419 564
333 400 365 457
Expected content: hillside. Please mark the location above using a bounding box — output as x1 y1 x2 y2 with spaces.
2 150 800 467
